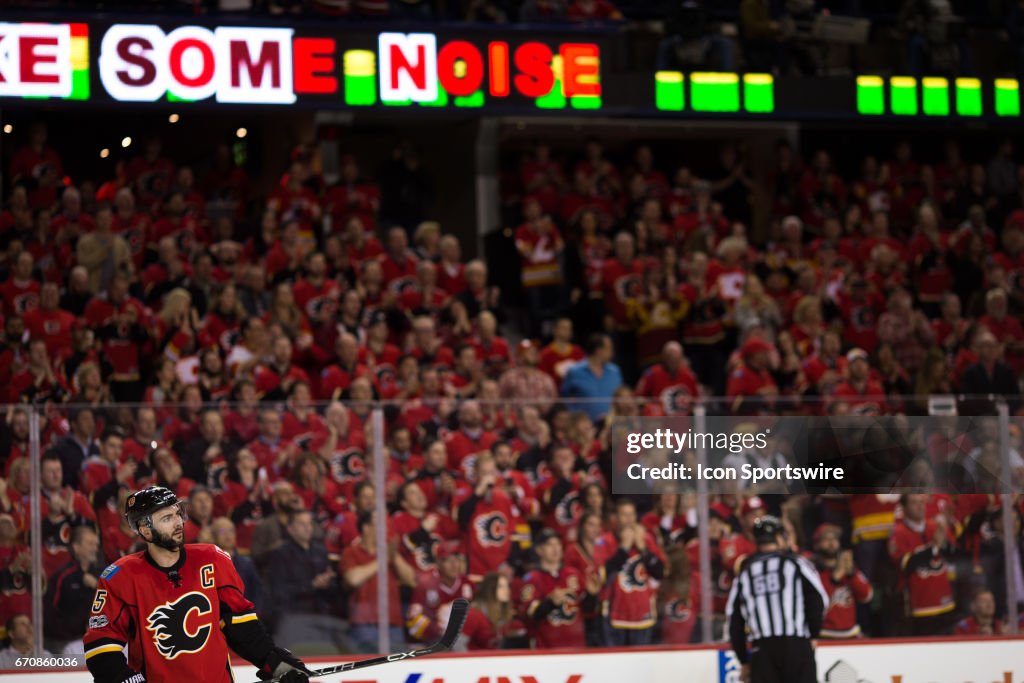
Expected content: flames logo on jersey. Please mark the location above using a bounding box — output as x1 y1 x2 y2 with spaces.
146 591 214 660
613 274 643 303
617 556 650 593
329 448 366 483
533 461 551 485
408 535 438 571
305 295 338 322
550 574 581 625
661 386 694 415
851 305 876 330
12 292 39 315
829 586 853 608
550 593 579 625
555 490 582 528
218 329 240 351
460 454 479 480
474 512 508 548
375 364 397 391
389 276 417 296
665 598 692 622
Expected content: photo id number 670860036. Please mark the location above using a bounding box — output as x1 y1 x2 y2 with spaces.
14 657 81 667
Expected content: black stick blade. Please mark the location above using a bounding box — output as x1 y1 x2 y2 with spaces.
440 599 469 650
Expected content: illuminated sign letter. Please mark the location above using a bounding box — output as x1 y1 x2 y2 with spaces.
99 24 166 102
165 26 217 101
437 40 483 97
0 23 72 98
488 42 510 97
294 37 337 94
561 43 600 98
217 27 295 104
379 32 437 103
513 43 553 99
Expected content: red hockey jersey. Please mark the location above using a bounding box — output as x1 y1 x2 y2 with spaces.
816 564 873 638
519 565 587 648
453 487 514 578
659 572 701 645
954 615 1005 635
601 531 665 630
83 544 260 683
406 571 474 643
888 519 956 618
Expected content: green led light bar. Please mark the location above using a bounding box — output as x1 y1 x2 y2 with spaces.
535 76 567 108
690 72 739 112
69 24 90 101
922 77 948 116
890 76 918 115
995 79 1021 116
856 75 884 115
655 71 684 111
742 73 774 113
571 94 602 109
343 50 377 106
955 78 982 116
454 91 484 108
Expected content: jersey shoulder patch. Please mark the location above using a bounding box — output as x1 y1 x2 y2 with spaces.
100 564 121 580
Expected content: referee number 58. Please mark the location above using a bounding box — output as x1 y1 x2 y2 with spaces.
752 574 780 595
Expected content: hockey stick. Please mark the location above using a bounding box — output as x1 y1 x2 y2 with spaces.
261 598 470 683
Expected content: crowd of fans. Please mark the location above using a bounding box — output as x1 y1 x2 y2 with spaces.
0 115 1022 660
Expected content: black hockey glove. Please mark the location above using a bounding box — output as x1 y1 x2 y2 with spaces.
257 646 314 683
121 672 146 683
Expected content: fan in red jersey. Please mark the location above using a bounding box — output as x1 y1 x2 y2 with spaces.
406 541 474 644
954 588 1006 635
444 400 500 479
601 498 666 645
809 524 873 639
519 529 601 648
0 251 40 319
453 454 514 581
83 486 313 683
887 494 957 635
635 341 700 415
538 317 585 385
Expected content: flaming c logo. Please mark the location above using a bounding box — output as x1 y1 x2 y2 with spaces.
617 556 649 593
146 591 213 660
474 512 508 547
666 599 692 622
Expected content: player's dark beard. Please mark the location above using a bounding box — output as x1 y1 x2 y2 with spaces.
149 526 183 551
818 547 839 560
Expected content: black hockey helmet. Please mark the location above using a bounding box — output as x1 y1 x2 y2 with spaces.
125 486 182 533
752 514 785 545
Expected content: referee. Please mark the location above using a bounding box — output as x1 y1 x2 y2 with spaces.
725 516 830 683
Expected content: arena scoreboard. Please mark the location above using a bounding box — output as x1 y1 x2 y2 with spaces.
0 18 1021 121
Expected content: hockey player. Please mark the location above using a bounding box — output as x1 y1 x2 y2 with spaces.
83 486 314 683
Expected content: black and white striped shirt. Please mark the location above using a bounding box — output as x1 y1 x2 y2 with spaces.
725 551 829 650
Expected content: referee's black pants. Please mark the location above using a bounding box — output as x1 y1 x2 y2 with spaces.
749 637 817 683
